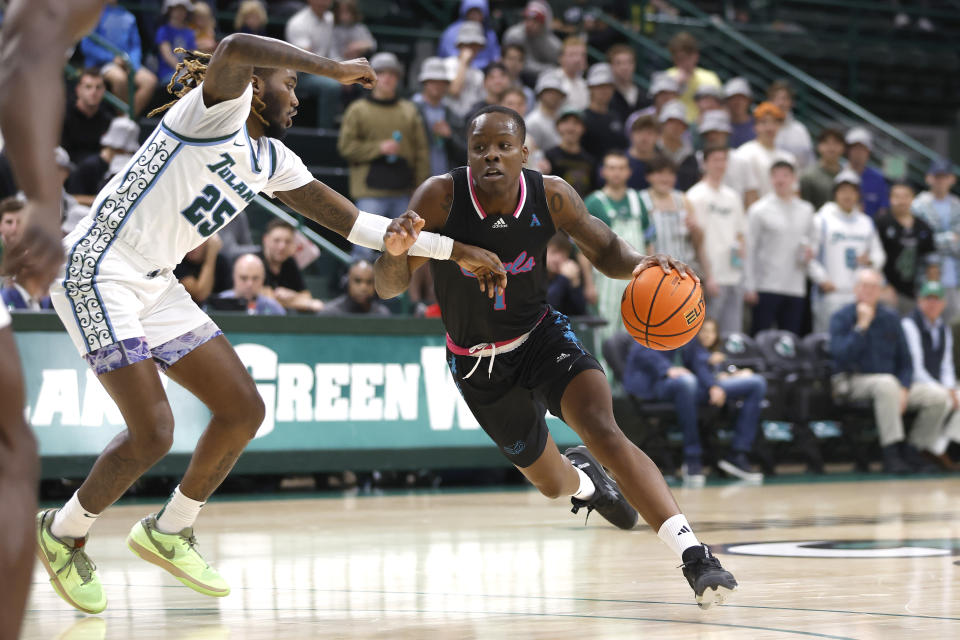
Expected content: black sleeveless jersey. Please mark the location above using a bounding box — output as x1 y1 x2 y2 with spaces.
430 166 557 347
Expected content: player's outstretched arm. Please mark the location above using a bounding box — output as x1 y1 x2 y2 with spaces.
544 175 699 282
375 175 507 299
203 33 375 106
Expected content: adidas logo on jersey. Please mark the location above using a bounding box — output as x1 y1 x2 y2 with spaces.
492 217 508 229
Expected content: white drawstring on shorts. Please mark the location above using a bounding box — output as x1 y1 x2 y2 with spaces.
464 342 498 379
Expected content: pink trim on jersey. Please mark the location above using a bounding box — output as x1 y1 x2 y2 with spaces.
466 166 528 220
445 308 549 356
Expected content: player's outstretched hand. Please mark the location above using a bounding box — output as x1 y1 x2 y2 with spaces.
1 205 64 288
383 211 425 256
632 254 701 284
451 242 508 299
335 58 376 89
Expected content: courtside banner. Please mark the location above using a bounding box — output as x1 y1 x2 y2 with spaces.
16 314 583 458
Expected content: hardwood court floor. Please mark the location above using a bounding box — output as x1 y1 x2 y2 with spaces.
21 477 960 639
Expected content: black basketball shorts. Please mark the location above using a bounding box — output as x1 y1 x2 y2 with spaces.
445 308 604 468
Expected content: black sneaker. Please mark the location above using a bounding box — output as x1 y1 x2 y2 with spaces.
717 452 764 482
881 443 911 474
680 543 738 609
565 446 639 530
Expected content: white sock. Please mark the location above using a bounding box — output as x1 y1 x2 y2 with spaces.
657 514 701 559
571 466 595 500
155 485 205 534
51 491 99 540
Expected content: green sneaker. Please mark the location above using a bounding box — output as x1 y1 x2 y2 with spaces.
35 509 107 614
126 515 230 597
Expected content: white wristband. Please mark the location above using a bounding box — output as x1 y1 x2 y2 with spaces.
347 210 454 260
408 232 454 260
347 210 390 250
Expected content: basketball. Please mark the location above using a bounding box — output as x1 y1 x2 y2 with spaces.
620 268 705 350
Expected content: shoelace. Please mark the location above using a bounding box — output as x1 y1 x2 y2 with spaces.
678 551 722 571
463 342 497 379
56 545 97 585
570 501 594 526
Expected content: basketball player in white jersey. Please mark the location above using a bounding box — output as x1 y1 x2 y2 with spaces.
35 33 506 615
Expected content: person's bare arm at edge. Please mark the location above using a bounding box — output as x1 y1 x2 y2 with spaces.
0 0 107 284
201 32 376 106
375 174 507 300
543 175 701 282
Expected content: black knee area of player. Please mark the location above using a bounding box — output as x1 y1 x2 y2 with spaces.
209 382 265 441
128 405 176 462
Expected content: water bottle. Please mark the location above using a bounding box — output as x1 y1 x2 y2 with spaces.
387 130 401 163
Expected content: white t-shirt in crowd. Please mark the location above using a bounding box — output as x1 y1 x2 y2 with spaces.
731 140 796 199
285 7 335 58
686 180 746 286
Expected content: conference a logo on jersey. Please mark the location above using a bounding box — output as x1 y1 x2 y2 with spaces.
714 539 960 558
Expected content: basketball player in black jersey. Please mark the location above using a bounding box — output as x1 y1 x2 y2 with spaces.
375 105 737 608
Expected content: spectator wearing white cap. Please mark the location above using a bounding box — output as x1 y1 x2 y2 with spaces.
690 84 723 149
338 52 430 227
556 36 589 111
436 0 500 70
913 157 960 319
526 70 567 154
808 169 886 333
502 1 562 76
412 57 466 178
724 77 755 148
665 32 721 123
800 128 845 211
844 127 890 219
54 147 90 235
607 44 648 125
656 100 700 191
695 109 758 205
744 159 817 335
155 0 196 85
626 114 659 191
582 63 628 162
285 0 341 127
444 21 488 120
625 73 679 130
729 101 795 208
545 108 596 198
768 80 814 171
687 144 746 335
66 117 140 206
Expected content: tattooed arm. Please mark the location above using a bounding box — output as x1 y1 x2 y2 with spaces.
203 33 376 105
375 175 506 299
274 179 359 238
544 175 699 281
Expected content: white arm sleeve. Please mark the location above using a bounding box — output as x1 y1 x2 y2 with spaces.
347 210 453 260
162 81 253 139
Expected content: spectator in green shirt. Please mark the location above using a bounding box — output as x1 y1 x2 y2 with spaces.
799 128 845 211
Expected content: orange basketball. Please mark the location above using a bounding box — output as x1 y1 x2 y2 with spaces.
620 268 705 350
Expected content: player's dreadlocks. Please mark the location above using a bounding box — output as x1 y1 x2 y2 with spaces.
147 48 269 127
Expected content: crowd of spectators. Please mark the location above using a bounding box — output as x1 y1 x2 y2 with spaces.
4 0 960 477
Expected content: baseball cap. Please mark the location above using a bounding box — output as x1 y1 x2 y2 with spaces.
753 101 785 121
658 99 687 124
694 83 722 100
418 57 450 83
163 0 193 12
649 73 680 97
456 21 486 47
100 117 141 153
919 280 946 299
557 106 585 124
699 109 731 134
535 70 567 96
586 63 614 87
523 0 551 22
724 77 752 99
928 157 953 176
844 126 873 150
370 52 403 74
834 168 861 187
